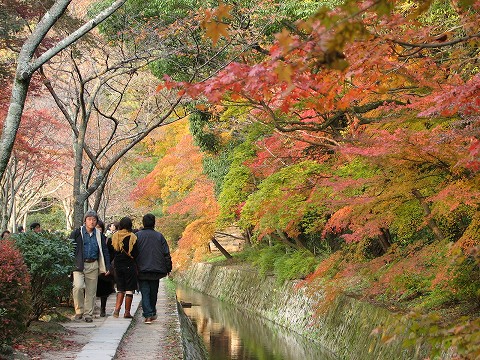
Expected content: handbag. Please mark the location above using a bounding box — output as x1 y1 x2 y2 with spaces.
121 248 139 274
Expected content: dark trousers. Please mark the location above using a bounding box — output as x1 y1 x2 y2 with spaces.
138 279 160 318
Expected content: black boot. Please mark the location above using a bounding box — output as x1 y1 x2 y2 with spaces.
124 294 133 318
100 296 107 317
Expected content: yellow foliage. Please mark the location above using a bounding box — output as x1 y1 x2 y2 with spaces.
274 63 294 84
456 211 480 254
275 29 294 52
200 3 233 46
172 216 219 269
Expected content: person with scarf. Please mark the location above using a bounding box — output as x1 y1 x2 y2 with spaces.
110 217 139 318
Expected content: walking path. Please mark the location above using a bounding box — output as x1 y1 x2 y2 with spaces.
74 293 141 360
40 278 183 359
114 280 183 360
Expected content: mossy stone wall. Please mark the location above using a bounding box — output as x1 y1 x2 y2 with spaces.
176 262 448 360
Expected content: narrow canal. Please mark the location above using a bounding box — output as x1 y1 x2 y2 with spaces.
176 284 336 360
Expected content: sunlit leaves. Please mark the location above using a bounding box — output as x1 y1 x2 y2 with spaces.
200 2 232 46
239 160 328 240
131 117 220 267
131 120 202 210
217 137 258 226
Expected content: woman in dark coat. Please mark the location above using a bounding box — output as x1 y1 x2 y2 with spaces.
95 220 115 317
110 217 138 318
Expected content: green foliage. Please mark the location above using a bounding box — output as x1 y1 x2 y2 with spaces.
217 136 259 226
435 204 475 242
450 256 480 305
394 272 433 302
280 0 343 19
203 149 233 196
239 160 327 238
189 110 221 153
89 0 197 39
150 57 197 82
300 230 337 256
255 0 343 35
217 162 253 225
163 276 177 296
417 0 460 30
128 144 158 179
157 213 191 249
273 249 319 284
390 201 434 245
248 244 286 276
334 157 377 180
0 240 31 350
131 0 206 22
241 244 318 283
12 232 75 319
27 204 66 232
299 208 327 235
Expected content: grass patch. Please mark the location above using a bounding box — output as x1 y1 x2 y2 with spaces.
238 244 320 284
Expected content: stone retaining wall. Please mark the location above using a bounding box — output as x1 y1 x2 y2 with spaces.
175 262 447 360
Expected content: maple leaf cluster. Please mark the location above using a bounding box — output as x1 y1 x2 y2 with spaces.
163 0 480 251
133 1 480 312
125 1 480 355
130 120 219 267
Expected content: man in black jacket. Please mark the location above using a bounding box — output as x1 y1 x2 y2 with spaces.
135 213 172 324
70 210 111 322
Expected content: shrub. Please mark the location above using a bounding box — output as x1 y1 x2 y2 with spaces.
274 249 318 284
250 244 286 277
242 244 319 283
450 256 480 304
12 231 75 321
0 239 31 351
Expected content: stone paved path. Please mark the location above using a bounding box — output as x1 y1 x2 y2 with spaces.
36 278 183 359
114 280 183 360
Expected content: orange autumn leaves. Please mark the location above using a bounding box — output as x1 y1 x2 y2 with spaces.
130 120 219 268
200 2 233 46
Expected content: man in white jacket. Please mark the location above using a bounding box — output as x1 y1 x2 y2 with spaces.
69 210 111 322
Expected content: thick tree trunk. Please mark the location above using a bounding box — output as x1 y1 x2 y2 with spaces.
412 188 445 241
276 229 310 251
0 78 30 182
72 121 87 228
244 227 253 247
273 232 294 248
93 173 109 213
378 227 392 253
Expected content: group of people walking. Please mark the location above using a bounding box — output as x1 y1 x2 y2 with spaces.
70 210 172 324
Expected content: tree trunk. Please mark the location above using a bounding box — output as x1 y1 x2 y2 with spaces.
93 173 109 213
276 229 307 250
61 196 74 231
0 78 30 182
211 237 233 259
244 227 252 247
412 188 445 241
378 227 391 253
273 231 294 248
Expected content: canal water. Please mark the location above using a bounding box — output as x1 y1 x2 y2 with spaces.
176 284 336 360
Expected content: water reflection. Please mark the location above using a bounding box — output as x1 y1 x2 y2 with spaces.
176 285 335 360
